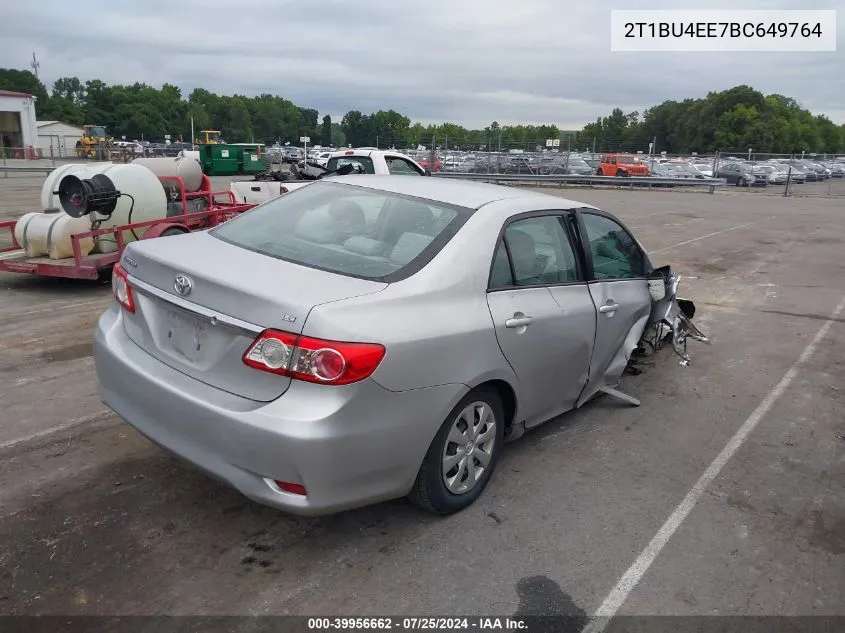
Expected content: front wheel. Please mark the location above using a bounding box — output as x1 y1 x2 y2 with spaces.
409 387 505 515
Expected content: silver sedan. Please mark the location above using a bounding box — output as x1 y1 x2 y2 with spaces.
95 176 681 516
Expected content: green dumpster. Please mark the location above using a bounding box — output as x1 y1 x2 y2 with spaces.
200 144 240 176
238 144 267 174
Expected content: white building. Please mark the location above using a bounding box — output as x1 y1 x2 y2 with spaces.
0 90 39 155
37 120 84 158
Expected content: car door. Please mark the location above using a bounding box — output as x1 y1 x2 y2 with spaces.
486 213 596 427
575 210 652 405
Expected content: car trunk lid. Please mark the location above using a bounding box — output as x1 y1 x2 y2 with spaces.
120 231 387 401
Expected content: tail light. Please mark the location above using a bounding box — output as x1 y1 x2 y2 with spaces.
273 481 306 496
111 263 135 313
243 329 385 385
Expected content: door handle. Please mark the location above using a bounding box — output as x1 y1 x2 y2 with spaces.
505 315 534 328
599 303 619 313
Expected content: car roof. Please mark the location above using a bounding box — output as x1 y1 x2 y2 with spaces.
325 175 597 211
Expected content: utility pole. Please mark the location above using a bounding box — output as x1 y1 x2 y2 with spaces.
30 52 40 79
497 130 502 174
429 136 436 173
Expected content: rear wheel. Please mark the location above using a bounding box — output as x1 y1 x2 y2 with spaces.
737 177 746 187
409 387 505 515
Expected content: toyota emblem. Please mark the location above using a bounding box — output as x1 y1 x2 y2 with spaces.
174 274 193 296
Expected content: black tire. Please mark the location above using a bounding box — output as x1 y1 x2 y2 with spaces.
737 177 746 187
97 265 114 283
616 169 628 177
409 386 505 515
160 226 188 237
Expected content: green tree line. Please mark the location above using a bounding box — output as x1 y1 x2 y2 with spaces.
582 85 845 154
2 69 843 154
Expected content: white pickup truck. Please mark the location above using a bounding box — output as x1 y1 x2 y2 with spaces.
230 149 429 205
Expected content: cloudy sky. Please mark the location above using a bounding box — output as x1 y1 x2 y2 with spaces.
1 0 842 128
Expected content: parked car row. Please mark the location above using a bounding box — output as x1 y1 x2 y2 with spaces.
251 145 845 187
711 157 844 187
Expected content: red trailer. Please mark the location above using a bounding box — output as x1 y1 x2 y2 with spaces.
0 174 255 280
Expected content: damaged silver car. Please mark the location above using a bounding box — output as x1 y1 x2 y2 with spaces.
95 176 709 517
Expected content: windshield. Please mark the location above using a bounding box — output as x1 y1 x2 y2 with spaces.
211 182 470 282
88 126 107 138
326 156 376 174
567 158 590 169
754 165 774 173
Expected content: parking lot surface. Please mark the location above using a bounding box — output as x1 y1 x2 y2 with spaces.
0 175 843 622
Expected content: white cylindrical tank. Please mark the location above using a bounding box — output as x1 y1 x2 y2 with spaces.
177 150 201 164
86 163 169 253
14 210 96 259
132 156 204 192
17 162 169 259
41 162 112 210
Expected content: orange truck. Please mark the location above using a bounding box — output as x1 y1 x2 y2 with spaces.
596 154 650 177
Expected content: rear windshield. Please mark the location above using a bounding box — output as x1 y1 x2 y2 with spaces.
211 182 470 282
326 156 376 174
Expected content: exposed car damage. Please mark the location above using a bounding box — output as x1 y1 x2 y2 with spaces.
642 265 711 366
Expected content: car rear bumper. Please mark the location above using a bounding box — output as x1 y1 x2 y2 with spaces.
94 306 467 516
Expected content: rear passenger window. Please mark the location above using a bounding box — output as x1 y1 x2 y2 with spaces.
326 157 376 173
488 215 580 290
581 213 645 280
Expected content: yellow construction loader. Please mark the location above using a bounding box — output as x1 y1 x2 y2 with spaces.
196 130 224 145
75 125 120 160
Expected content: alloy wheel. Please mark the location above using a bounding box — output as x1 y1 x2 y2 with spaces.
441 401 497 495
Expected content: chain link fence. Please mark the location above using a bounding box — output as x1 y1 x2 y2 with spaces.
356 137 845 197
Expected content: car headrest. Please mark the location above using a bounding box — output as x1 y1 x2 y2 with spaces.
328 199 367 233
293 211 342 243
380 201 435 242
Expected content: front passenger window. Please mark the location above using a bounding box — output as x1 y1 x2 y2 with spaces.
581 213 645 280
